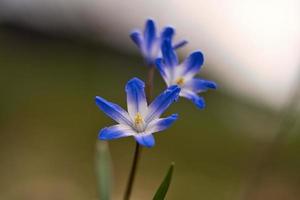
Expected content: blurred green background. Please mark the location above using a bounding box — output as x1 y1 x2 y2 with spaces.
0 25 300 200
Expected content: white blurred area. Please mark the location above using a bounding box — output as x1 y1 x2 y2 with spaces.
1 0 300 109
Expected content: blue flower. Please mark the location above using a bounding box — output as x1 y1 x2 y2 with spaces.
95 78 180 148
155 40 217 109
130 19 187 66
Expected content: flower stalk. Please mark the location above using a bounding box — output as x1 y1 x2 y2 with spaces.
146 66 155 103
123 142 142 200
123 66 155 200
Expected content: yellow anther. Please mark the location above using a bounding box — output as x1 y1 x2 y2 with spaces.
176 77 185 85
134 113 143 125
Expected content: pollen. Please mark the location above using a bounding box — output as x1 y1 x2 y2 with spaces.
176 77 185 85
134 112 143 124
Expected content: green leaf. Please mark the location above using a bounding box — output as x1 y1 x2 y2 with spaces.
96 141 112 200
153 162 175 200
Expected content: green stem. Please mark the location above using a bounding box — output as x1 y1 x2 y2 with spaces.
146 66 155 103
123 142 142 200
123 66 155 200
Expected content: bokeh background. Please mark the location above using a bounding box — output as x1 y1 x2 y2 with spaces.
0 1 300 200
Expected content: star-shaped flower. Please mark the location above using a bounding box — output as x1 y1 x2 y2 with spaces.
95 78 180 147
130 19 187 66
156 40 217 109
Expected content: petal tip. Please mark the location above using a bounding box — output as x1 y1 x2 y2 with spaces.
130 30 140 36
134 134 155 148
162 26 175 39
128 77 144 84
164 26 175 31
145 19 156 34
126 77 145 89
170 113 179 119
208 82 218 89
130 31 142 47
173 40 188 49
98 128 109 140
191 51 204 61
95 96 105 105
145 18 155 25
203 80 218 89
194 98 206 109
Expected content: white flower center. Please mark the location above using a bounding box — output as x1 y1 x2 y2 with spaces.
175 77 185 86
133 112 146 133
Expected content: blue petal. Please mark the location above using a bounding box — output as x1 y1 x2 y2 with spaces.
95 96 132 126
182 51 204 77
145 85 180 122
155 58 169 81
185 78 217 92
125 77 148 117
134 134 155 148
144 19 156 51
173 40 188 49
130 31 142 48
161 27 175 41
99 124 135 140
202 80 217 89
161 39 178 67
146 114 178 133
180 90 206 109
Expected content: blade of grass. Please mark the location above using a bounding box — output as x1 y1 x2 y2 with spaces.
96 141 112 200
153 163 175 200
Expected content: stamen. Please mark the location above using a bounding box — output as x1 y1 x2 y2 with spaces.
176 77 185 85
133 112 145 133
134 112 143 125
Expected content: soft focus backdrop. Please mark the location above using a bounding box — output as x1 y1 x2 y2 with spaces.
0 1 300 200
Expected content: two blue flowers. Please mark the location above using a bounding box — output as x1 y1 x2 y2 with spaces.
95 19 217 147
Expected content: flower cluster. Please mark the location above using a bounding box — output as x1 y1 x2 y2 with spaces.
95 19 217 147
